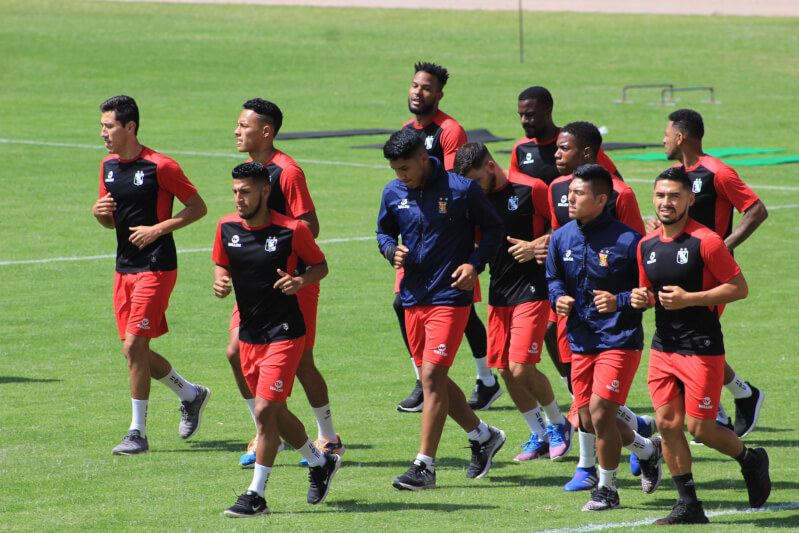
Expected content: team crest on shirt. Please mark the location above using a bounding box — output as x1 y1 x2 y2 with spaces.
398 198 410 209
425 136 435 150
508 195 519 211
563 249 574 262
265 236 278 252
522 153 535 165
228 235 241 248
598 249 610 267
433 343 448 357
133 170 145 186
692 178 703 194
676 247 689 264
558 194 568 208
438 197 448 214
105 170 114 182
646 251 657 264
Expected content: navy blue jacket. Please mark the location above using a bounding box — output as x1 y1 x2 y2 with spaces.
377 157 504 307
546 210 643 353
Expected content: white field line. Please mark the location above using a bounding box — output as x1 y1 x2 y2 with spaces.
534 501 799 533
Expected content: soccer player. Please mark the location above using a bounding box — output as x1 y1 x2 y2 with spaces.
395 62 501 413
648 109 767 439
632 167 770 524
377 130 506 490
230 99 343 468
546 164 662 511
454 143 573 462
215 162 340 517
92 95 209 455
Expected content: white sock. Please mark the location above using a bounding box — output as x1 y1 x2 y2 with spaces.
247 463 271 497
312 404 337 442
467 421 490 444
577 430 596 469
726 374 752 399
625 433 655 460
616 404 638 431
410 359 420 380
414 453 435 472
598 467 618 490
561 375 571 391
521 407 547 439
298 437 326 468
474 356 495 385
244 398 258 431
542 399 565 425
157 368 197 402
129 398 148 436
716 403 730 424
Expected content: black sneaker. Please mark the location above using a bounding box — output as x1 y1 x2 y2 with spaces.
639 436 662 494
734 383 764 438
653 499 709 525
112 429 149 455
581 485 621 511
392 461 436 491
397 380 424 412
223 490 270 518
307 453 341 504
179 385 210 439
466 426 506 479
468 376 502 411
741 447 771 508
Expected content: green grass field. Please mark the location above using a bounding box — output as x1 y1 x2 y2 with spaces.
1 1 798 531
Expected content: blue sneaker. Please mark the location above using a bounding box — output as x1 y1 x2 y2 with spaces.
514 432 549 461
564 466 598 492
630 453 641 476
637 415 657 438
547 420 574 461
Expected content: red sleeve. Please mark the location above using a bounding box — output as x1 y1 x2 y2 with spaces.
292 220 325 267
99 168 108 198
156 157 198 203
532 178 551 219
637 238 652 288
713 164 759 213
440 123 468 170
509 142 521 174
280 163 316 218
597 148 618 175
615 183 646 235
700 230 741 285
212 219 229 267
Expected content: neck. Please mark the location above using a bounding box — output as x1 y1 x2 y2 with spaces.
661 217 688 239
535 122 559 143
679 144 703 168
492 166 509 191
117 140 143 161
244 207 271 229
414 108 438 127
250 145 276 165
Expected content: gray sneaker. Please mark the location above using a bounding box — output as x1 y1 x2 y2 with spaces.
179 385 210 439
112 429 149 455
466 426 506 479
640 436 663 494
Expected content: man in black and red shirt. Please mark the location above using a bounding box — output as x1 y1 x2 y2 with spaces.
215 162 339 517
632 167 770 524
394 62 500 413
92 95 209 455
648 109 768 439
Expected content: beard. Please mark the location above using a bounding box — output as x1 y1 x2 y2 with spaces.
658 205 689 226
239 195 263 220
408 98 434 116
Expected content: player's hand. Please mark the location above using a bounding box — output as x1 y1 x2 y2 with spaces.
274 268 303 295
593 290 617 313
555 295 575 317
451 263 477 290
645 217 662 234
128 225 162 249
533 234 550 264
507 236 536 263
392 244 409 269
631 287 653 309
214 275 232 298
658 285 690 310
93 192 117 217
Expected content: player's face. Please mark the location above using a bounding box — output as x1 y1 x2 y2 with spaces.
408 71 442 116
568 178 605 223
100 111 133 155
390 150 428 190
653 179 694 225
235 110 268 153
232 178 270 220
554 132 590 176
663 121 682 161
518 99 549 139
464 164 496 194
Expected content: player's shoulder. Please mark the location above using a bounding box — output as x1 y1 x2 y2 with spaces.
612 176 633 193
550 174 571 188
140 146 177 166
685 218 721 240
270 211 297 229
435 110 464 130
219 212 243 225
512 136 534 150
640 227 663 245
271 150 302 171
102 153 120 165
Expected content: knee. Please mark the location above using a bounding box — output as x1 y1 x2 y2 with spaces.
497 367 514 384
225 342 240 364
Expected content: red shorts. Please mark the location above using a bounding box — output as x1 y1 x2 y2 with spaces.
487 300 549 367
113 270 177 340
648 350 725 420
405 306 470 368
239 338 305 401
230 282 319 350
394 267 482 303
571 349 642 408
556 314 572 364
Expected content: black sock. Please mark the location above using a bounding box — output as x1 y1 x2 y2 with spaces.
735 446 759 469
673 473 699 504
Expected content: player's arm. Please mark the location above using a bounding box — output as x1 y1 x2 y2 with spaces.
725 199 767 252
631 240 656 309
213 264 232 299
93 192 116 229
440 124 468 171
275 260 328 296
659 272 747 310
128 192 207 249
545 233 573 315
296 211 320 239
282 165 320 238
376 188 405 267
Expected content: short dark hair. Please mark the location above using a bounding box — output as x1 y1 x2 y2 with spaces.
232 161 270 185
561 121 602 158
573 164 612 199
100 95 139 134
414 61 449 89
668 108 704 140
453 142 491 177
383 129 425 161
518 86 553 109
655 166 692 191
243 98 283 135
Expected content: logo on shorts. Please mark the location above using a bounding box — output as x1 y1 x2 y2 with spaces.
528 342 539 354
270 379 284 393
598 249 610 267
606 379 620 393
508 195 519 211
398 198 410 209
425 136 435 150
563 249 574 262
438 197 448 214
433 343 448 357
265 236 277 252
105 170 114 182
647 251 657 265
522 153 535 165
558 194 568 208
228 235 241 248
133 170 145 186
137 318 151 330
699 396 714 410
676 247 689 264
692 178 703 194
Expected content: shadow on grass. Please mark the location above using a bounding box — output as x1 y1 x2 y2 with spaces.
0 376 61 384
287 499 501 514
157 440 249 453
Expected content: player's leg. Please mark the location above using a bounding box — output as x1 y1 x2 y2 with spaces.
226 319 262 467
394 271 425 412
464 301 502 411
563 352 599 491
544 316 570 391
722 361 764 438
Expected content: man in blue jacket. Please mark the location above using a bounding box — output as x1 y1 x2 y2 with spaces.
546 164 661 511
377 129 506 491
